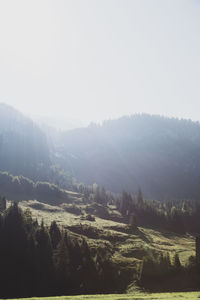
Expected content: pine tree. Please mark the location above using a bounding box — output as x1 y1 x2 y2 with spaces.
129 212 137 230
50 221 62 249
137 188 144 207
0 195 6 212
120 190 129 215
94 185 101 204
54 235 70 294
3 202 29 297
173 253 181 270
35 221 54 295
101 187 107 205
195 236 200 264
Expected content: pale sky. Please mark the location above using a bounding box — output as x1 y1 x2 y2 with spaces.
0 0 200 124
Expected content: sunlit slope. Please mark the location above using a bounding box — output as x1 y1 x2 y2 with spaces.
19 200 195 275
57 115 200 200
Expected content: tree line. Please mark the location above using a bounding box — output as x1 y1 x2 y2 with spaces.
0 171 69 204
117 188 200 234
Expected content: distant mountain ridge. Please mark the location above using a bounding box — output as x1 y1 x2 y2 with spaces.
1 103 200 201
57 114 200 200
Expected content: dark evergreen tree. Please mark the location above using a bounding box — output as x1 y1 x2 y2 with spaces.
173 253 182 270
94 185 101 204
54 234 70 294
129 212 137 230
196 236 200 265
50 221 62 249
0 194 6 212
35 221 54 296
137 188 143 207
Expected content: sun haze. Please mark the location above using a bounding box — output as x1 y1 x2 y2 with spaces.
0 0 200 124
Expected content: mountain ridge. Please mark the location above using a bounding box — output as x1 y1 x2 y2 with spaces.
0 103 50 180
57 114 200 200
1 103 200 201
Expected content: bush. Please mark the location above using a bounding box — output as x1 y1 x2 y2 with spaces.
85 214 95 221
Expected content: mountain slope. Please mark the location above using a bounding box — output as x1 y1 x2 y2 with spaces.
0 103 50 179
2 105 200 201
57 114 200 200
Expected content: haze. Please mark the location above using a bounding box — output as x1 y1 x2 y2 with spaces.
0 0 200 125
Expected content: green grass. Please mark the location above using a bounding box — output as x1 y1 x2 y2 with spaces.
19 200 195 266
7 291 200 299
16 200 197 297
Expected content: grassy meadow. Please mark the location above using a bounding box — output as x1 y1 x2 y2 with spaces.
8 291 200 300
11 199 197 298
19 199 195 266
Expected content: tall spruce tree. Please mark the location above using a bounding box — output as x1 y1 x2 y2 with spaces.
0 195 6 212
196 236 200 264
50 221 62 249
53 234 70 294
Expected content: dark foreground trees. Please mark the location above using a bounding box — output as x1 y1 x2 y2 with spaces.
0 202 120 298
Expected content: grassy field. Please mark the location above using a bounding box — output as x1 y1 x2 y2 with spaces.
8 291 200 299
19 199 195 266
17 199 196 288
15 199 196 295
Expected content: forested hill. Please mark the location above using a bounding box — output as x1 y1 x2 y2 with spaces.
0 103 50 180
57 114 200 200
2 104 200 201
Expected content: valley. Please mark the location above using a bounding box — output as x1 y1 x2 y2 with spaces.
1 104 200 298
1 0 200 297
19 198 195 268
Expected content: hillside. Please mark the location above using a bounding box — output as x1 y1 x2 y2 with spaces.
19 199 195 267
2 104 200 201
56 115 200 200
17 198 196 293
0 103 50 180
0 104 74 189
1 180 199 297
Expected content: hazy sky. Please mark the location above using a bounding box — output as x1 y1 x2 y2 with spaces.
0 0 200 124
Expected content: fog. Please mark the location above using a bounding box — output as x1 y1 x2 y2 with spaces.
0 0 200 125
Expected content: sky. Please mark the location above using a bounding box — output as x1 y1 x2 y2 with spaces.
0 0 200 125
